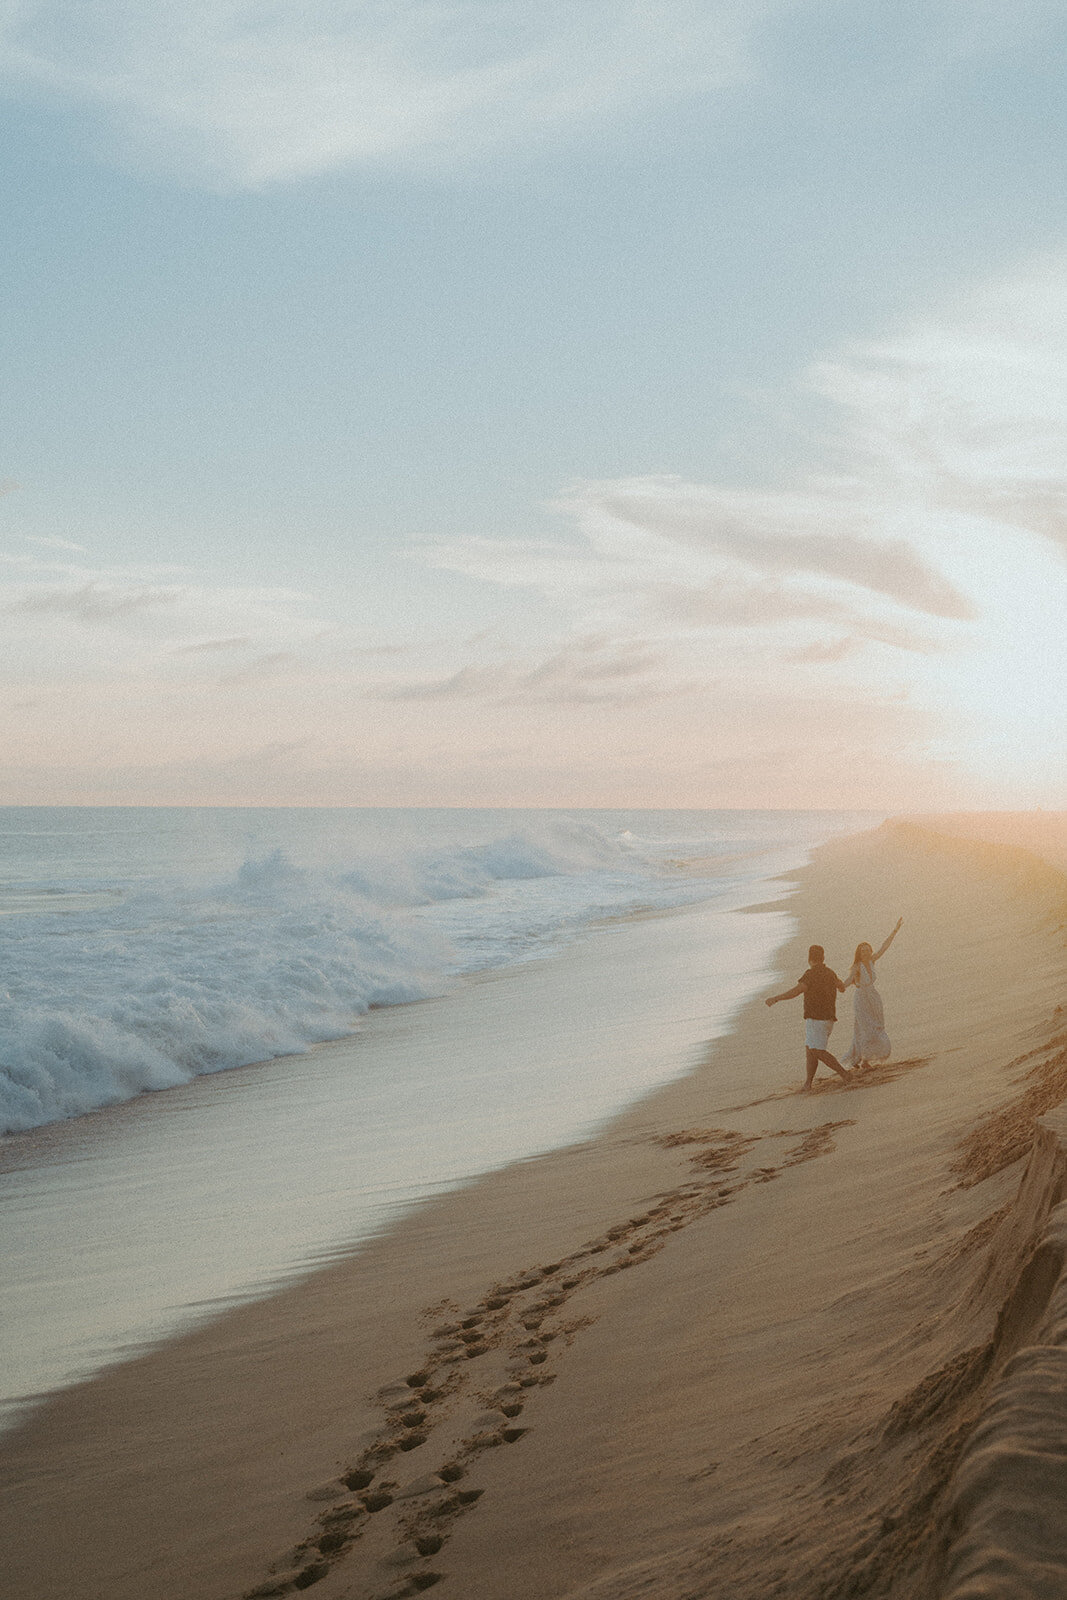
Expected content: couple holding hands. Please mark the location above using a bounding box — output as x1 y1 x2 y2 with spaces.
765 919 904 1091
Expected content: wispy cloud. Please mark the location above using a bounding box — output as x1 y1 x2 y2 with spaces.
382 664 502 702
217 650 298 687
429 499 974 658
0 1 777 186
378 636 673 706
0 557 335 715
22 533 89 553
3 253 1064 806
351 642 409 656
516 636 667 703
783 637 858 665
1 2 1061 187
424 255 1067 801
172 635 253 655
639 580 944 654
807 261 1067 554
568 478 977 619
9 581 178 621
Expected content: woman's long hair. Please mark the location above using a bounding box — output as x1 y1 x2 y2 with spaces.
852 943 874 973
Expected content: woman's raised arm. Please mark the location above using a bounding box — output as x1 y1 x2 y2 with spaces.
873 918 903 962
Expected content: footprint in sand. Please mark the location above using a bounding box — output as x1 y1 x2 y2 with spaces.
363 1491 396 1513
472 1410 509 1430
395 1475 446 1501
257 1176 815 1597
395 1408 427 1427
305 1481 347 1503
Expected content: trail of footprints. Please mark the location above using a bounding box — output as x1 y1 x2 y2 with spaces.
244 1120 851 1600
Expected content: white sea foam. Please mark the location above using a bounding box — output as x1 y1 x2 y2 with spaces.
0 817 713 1133
0 809 875 1136
0 873 435 1133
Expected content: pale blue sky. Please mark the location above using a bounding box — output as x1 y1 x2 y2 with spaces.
1 2 1065 806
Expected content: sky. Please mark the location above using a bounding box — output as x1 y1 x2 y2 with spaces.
1 0 1065 809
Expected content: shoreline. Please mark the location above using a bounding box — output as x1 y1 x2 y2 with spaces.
0 867 795 1426
0 806 879 1140
3 817 1067 1599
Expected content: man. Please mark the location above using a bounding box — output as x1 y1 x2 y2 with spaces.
765 944 849 1091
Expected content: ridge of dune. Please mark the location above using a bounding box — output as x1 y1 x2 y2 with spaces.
887 817 1067 900
902 812 1067 876
938 1109 1067 1600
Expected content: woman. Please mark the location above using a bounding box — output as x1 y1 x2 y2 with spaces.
841 918 903 1070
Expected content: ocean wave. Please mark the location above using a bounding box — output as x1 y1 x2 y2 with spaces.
333 820 640 906
0 820 693 1135
0 872 448 1135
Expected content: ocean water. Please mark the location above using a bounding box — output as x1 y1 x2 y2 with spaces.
0 806 874 1423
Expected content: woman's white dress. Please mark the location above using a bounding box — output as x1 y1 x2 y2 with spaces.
842 963 890 1067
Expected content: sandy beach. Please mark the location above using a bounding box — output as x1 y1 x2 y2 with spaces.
3 816 1067 1600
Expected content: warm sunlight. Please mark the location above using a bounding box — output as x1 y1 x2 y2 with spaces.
2 8 1066 1600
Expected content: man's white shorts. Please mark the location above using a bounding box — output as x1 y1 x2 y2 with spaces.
805 1019 834 1050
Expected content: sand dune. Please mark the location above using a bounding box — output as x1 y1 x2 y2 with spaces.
908 810 1067 874
2 817 1066 1600
942 1107 1067 1600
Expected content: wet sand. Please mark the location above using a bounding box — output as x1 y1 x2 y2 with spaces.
2 816 1066 1600
0 886 786 1422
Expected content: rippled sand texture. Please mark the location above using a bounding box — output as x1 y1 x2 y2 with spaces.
2 815 1066 1600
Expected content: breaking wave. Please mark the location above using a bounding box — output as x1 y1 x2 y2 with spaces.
0 817 724 1134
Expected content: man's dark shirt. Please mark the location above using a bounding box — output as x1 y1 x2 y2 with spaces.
797 963 842 1021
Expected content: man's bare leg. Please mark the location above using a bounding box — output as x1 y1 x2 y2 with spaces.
803 1047 819 1091
815 1047 849 1081
803 1046 849 1089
